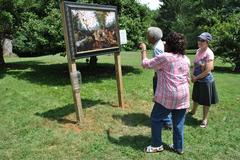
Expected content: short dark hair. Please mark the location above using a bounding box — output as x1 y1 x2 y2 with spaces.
165 32 187 55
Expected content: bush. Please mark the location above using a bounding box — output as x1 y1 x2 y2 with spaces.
196 8 240 71
13 7 65 56
209 13 240 71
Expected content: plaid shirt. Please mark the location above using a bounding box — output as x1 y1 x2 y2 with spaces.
142 52 190 110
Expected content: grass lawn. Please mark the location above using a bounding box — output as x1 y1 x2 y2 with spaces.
0 51 240 160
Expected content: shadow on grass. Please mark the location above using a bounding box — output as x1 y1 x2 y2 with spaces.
5 61 141 86
35 98 112 124
112 112 203 128
184 114 202 128
112 113 150 127
107 130 172 152
106 129 151 151
0 68 7 79
213 66 239 74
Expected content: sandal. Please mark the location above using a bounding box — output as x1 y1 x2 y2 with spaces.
144 145 164 153
200 120 208 128
169 144 184 155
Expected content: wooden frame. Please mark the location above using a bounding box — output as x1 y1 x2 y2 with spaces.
61 1 124 125
62 1 120 59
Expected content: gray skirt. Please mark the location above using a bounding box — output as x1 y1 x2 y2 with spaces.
192 80 219 106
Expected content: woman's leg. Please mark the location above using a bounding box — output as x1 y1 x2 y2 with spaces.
151 102 171 147
172 109 187 152
162 113 172 129
200 105 210 128
190 101 198 115
202 105 210 122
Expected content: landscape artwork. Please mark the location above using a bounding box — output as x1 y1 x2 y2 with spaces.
71 9 119 54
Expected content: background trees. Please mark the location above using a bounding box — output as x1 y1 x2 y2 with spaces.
0 0 15 67
0 0 154 68
196 0 240 71
0 0 239 71
13 2 64 57
0 0 64 67
156 0 240 71
210 13 240 71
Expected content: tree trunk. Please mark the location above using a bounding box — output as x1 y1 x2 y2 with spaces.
0 40 6 69
3 38 13 56
234 63 240 72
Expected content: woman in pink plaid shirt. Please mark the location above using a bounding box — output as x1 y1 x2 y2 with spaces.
140 32 190 154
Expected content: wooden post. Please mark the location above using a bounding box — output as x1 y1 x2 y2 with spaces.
114 52 124 108
68 62 84 124
60 1 84 124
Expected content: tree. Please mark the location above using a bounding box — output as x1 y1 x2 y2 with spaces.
156 0 240 69
13 5 64 56
0 0 14 68
200 11 240 72
0 0 63 68
155 0 203 48
0 0 155 69
208 13 240 71
195 0 240 71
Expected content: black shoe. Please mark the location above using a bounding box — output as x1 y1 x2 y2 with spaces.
169 144 184 155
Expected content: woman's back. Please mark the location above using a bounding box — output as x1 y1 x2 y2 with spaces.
154 52 190 110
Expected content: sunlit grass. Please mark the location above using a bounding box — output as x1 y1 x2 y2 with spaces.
0 51 239 160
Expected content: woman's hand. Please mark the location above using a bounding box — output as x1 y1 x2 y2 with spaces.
139 43 147 60
191 75 198 83
139 43 147 51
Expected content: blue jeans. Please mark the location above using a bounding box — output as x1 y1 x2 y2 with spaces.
162 114 172 126
151 102 187 151
153 74 172 126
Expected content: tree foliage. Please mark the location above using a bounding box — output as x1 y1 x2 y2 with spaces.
156 0 240 71
0 0 15 67
0 0 155 61
1 0 239 71
13 4 64 56
194 0 240 71
197 8 240 71
211 13 240 71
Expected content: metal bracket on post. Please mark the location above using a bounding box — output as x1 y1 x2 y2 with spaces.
70 71 80 93
77 71 82 84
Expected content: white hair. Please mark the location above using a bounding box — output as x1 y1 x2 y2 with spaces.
147 27 163 41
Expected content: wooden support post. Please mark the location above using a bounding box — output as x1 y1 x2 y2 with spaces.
60 1 84 124
68 62 84 124
114 52 124 108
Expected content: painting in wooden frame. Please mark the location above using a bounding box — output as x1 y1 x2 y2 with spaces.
62 1 121 59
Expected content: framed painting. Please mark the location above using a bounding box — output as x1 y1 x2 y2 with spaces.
61 1 121 59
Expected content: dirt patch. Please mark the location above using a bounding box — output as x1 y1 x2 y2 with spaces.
111 102 131 108
57 117 82 133
62 123 81 133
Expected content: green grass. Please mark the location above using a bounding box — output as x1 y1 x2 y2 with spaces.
0 51 240 160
